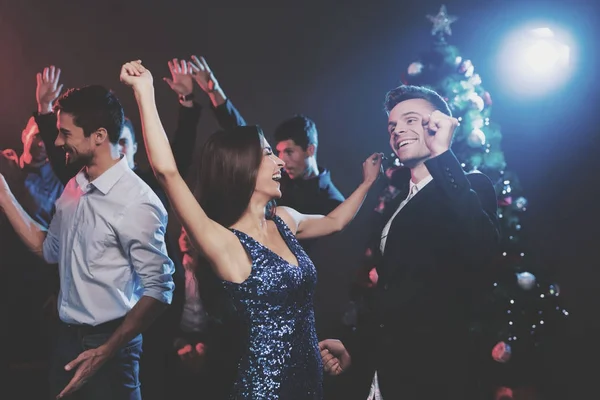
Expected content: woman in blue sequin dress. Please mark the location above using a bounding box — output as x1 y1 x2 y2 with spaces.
121 61 382 399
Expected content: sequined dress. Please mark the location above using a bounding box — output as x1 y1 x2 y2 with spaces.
222 215 323 399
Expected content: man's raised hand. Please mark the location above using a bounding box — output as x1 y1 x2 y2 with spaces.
36 66 63 114
163 58 194 97
189 55 220 94
422 110 458 158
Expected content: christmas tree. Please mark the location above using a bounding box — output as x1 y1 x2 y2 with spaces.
374 4 569 396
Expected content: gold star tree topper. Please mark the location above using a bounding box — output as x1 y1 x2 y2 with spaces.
427 5 458 36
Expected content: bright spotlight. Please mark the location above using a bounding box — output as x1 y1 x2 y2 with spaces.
520 28 570 75
497 25 574 97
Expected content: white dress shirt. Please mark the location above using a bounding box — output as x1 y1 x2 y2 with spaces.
43 156 175 325
368 173 433 399
178 230 208 333
179 267 208 333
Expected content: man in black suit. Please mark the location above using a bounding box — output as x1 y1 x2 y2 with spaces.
319 85 500 399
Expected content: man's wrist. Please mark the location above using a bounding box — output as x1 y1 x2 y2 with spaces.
37 103 53 115
208 88 227 107
97 343 117 359
206 85 223 95
178 92 195 102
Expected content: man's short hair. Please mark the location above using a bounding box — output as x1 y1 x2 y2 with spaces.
274 115 318 150
384 85 452 116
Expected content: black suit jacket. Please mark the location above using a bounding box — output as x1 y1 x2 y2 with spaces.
348 150 500 398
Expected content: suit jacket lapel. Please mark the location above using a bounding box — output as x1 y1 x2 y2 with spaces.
370 182 410 262
387 180 437 235
380 182 409 227
380 180 438 278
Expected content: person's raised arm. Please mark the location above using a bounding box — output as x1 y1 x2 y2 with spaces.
163 58 202 176
189 55 247 129
119 60 247 283
278 153 382 240
0 174 49 259
34 65 82 184
421 111 499 263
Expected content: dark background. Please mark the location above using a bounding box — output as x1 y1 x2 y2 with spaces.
1 0 598 395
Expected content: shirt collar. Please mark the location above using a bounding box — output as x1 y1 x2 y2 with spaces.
409 173 433 195
75 156 129 195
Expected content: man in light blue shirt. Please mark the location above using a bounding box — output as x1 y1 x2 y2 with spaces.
0 84 174 400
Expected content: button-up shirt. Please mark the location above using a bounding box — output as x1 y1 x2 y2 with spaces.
178 228 208 333
42 156 175 325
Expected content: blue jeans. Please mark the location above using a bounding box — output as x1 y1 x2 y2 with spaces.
49 323 142 400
